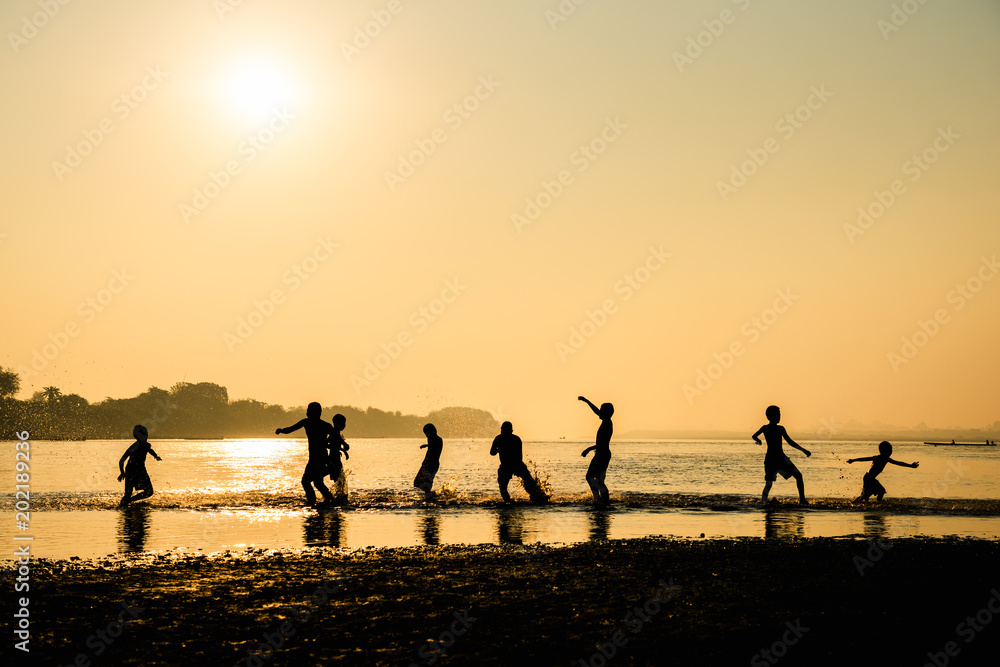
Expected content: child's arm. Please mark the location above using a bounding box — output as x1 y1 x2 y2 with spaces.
275 419 306 435
846 456 875 464
581 445 596 457
117 447 130 481
889 458 919 468
149 447 162 462
751 426 764 445
782 427 811 457
578 396 600 416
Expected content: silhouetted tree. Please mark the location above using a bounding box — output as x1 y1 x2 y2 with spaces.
0 367 19 398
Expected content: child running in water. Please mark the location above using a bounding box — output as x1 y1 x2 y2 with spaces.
118 425 162 507
276 402 337 506
847 441 918 503
413 423 442 501
328 414 350 501
752 405 811 505
490 422 547 503
579 396 614 506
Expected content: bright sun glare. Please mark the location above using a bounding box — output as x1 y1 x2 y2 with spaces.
229 65 293 119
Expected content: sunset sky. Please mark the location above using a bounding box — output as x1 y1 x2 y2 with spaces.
2 0 998 438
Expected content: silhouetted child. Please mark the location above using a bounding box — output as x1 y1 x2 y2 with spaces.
847 441 918 502
413 423 442 500
579 396 614 505
275 402 336 505
328 413 350 501
752 405 811 504
490 421 546 503
118 424 161 507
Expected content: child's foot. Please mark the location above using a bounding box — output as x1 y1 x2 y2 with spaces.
798 498 809 506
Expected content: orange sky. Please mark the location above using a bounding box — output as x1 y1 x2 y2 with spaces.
2 0 998 437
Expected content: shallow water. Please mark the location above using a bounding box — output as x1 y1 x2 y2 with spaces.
4 439 999 558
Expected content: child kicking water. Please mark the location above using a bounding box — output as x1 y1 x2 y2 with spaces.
328 414 351 501
118 425 162 507
752 405 810 505
413 423 442 501
847 441 918 503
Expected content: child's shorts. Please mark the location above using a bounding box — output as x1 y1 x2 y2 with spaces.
861 473 886 497
764 456 799 482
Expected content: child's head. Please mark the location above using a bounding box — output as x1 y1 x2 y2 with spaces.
599 403 614 419
306 402 322 419
133 424 148 441
333 413 346 429
878 441 892 456
765 405 780 423
500 421 513 434
423 423 436 436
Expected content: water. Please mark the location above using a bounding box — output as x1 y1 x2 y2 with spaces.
4 439 999 559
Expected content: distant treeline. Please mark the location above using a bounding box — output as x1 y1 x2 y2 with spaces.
0 370 499 440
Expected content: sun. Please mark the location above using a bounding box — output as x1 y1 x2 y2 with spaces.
228 64 294 120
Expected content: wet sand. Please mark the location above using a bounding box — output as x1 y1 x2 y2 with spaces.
8 536 1000 665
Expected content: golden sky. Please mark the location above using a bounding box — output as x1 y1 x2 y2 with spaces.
2 0 998 437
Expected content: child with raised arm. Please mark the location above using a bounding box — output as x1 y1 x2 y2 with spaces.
847 441 918 503
118 424 162 507
328 413 351 501
752 405 811 505
579 396 614 506
275 402 336 506
413 423 442 501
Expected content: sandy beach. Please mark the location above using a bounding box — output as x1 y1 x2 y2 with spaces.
8 536 1000 666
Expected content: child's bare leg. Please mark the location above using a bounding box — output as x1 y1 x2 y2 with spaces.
131 486 154 503
795 473 807 504
587 475 602 503
498 471 512 503
761 481 773 502
599 481 610 504
314 478 334 503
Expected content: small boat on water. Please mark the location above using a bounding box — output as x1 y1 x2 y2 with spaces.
924 441 997 447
